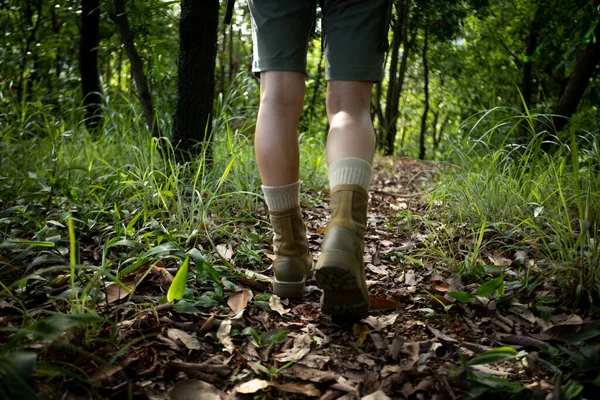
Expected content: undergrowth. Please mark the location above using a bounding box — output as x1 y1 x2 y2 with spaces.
427 107 600 309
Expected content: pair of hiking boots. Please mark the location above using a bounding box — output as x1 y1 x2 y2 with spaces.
269 184 369 320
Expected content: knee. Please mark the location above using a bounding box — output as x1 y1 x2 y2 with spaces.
326 81 373 118
259 71 305 113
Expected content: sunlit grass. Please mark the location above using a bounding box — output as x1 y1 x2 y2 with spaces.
427 107 600 303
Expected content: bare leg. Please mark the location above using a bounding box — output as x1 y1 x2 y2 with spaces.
326 81 375 165
255 71 306 187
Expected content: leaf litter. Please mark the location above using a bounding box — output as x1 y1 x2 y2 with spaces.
3 158 599 399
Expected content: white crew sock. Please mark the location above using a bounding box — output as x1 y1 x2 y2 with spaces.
261 181 300 212
328 157 372 192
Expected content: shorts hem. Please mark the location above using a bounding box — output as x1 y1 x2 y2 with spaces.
253 58 307 76
326 67 384 83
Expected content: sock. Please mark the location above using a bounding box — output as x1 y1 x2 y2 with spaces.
328 157 372 192
261 181 300 211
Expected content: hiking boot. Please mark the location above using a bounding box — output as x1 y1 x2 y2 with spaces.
315 184 370 320
270 206 314 298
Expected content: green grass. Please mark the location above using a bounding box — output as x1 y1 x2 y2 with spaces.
426 107 600 306
0 80 328 398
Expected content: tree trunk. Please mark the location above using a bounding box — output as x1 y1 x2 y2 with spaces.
79 0 103 131
536 7 600 145
308 46 325 123
382 2 403 155
111 0 159 137
521 9 539 110
418 28 429 160
172 0 219 156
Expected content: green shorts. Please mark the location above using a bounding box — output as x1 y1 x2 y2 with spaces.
248 0 392 82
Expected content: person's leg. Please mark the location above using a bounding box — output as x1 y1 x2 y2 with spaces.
326 81 375 165
255 71 305 188
315 0 392 320
248 0 316 298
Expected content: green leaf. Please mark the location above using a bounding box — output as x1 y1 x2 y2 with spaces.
473 373 524 392
25 314 103 341
261 328 288 347
143 242 186 259
476 275 504 297
448 291 473 303
194 295 219 308
167 256 189 302
536 305 552 324
173 299 200 314
593 375 600 387
467 347 518 366
563 380 584 399
568 327 600 344
0 352 38 400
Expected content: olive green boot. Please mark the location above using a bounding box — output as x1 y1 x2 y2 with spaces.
315 184 370 320
270 206 314 298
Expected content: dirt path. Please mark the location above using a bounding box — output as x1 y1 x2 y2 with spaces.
43 158 591 399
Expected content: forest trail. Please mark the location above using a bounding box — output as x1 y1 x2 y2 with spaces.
41 158 588 399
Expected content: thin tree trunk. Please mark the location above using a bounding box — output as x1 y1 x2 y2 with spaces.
433 113 450 152
308 47 325 122
79 0 103 131
521 9 538 110
228 22 234 86
111 0 159 137
418 28 429 160
373 82 384 148
384 24 416 155
536 11 600 146
172 0 219 156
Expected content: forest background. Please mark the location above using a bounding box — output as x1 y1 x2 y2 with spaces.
1 0 600 399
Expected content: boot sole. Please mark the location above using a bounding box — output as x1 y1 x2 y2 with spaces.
272 261 315 299
315 251 369 321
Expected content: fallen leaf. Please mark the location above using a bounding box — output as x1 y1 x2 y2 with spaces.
433 282 449 292
227 289 251 315
272 382 321 397
168 328 201 350
369 296 400 311
269 294 290 316
362 390 391 400
216 244 233 262
236 379 270 394
363 313 399 330
353 324 369 346
200 313 217 333
101 283 132 305
274 333 312 362
280 364 337 383
216 319 235 354
297 354 330 369
169 379 221 400
357 354 376 368
404 270 421 286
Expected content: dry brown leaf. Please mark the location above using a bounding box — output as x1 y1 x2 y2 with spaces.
200 312 217 333
102 283 132 305
227 289 251 315
433 282 449 292
269 294 290 316
168 328 201 350
271 382 321 397
274 333 312 362
280 365 337 383
353 324 369 346
362 390 391 400
236 379 270 394
216 244 233 262
216 319 235 354
368 296 400 311
169 379 221 400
